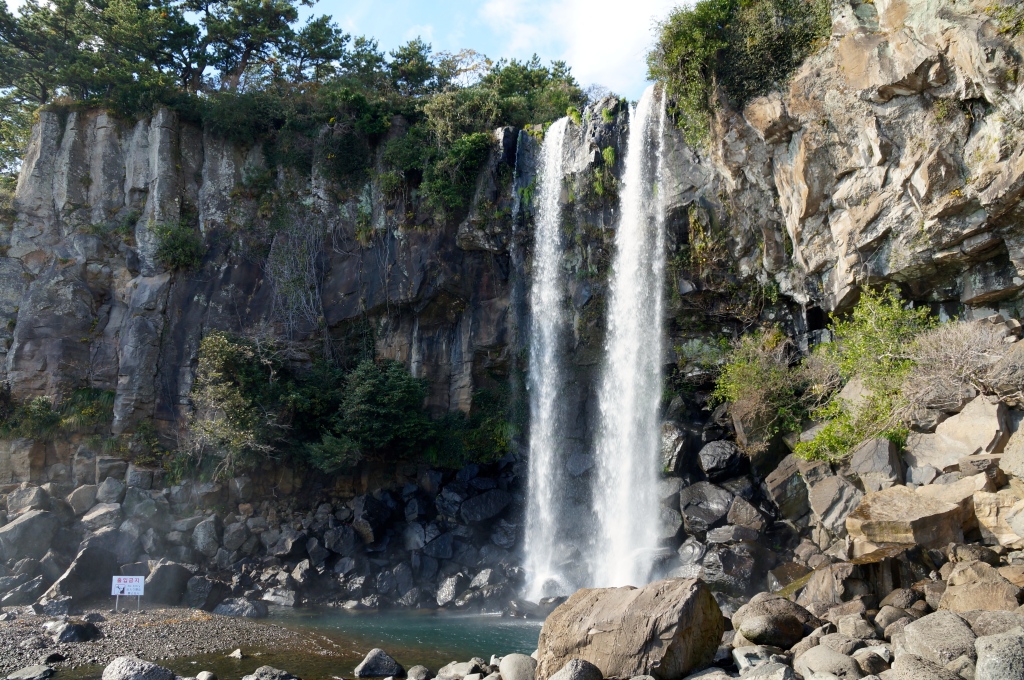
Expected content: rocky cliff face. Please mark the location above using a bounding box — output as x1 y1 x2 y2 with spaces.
1 0 1023 489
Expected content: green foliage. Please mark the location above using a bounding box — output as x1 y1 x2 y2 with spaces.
0 385 114 441
309 358 430 472
567 105 582 126
154 221 204 270
601 106 615 124
427 387 516 469
988 3 1024 35
601 146 616 167
0 95 32 213
649 0 831 146
420 131 493 218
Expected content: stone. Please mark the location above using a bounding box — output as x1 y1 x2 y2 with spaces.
888 654 962 680
6 666 54 680
792 644 863 679
212 598 268 618
191 516 221 558
184 575 229 611
975 490 1024 548
8 486 49 515
101 657 174 680
196 673 215 680
837 614 876 640
354 649 405 678
733 592 818 649
944 656 975 680
851 648 888 675
222 522 250 552
727 496 767 532
1 576 46 605
697 440 746 481
548 660 601 680
43 545 118 601
96 477 127 504
849 438 902 492
352 495 392 544
460 489 513 523
819 632 866 655
968 610 1024 637
436 574 468 607
536 578 723 680
66 485 98 516
845 486 962 556
765 454 809 521
262 588 298 607
741 663 793 680
229 476 253 502
907 465 939 486
0 510 59 561
809 476 863 538
144 560 192 605
498 654 537 680
52 621 101 643
917 474 995 533
678 482 734 535
124 465 153 489
324 525 359 556
940 561 1022 612
902 611 977 665
241 667 298 680
974 626 1024 680
82 503 123 530
407 667 432 680
906 398 1008 472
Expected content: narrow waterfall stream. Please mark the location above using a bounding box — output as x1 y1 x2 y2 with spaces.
590 85 667 587
523 117 571 601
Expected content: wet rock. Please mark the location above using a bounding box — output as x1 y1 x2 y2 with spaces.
678 482 734 535
6 665 54 680
697 441 746 481
212 597 268 618
764 454 809 521
262 588 299 607
354 648 405 678
352 496 391 544
727 497 767 532
101 657 174 680
436 573 468 607
536 578 723 680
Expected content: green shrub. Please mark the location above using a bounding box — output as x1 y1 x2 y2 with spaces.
0 386 114 441
426 387 516 469
421 131 492 217
601 106 615 124
649 0 831 146
567 106 582 126
602 146 616 166
155 222 204 270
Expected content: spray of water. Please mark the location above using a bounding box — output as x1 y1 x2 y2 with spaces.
523 118 571 601
590 85 668 587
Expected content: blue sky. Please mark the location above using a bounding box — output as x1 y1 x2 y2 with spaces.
5 0 681 99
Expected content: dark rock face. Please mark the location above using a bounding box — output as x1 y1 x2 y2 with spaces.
459 490 513 523
144 561 192 605
679 483 734 536
45 546 118 602
184 575 230 611
697 441 747 481
52 621 101 643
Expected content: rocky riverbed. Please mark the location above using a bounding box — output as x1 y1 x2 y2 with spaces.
0 606 338 676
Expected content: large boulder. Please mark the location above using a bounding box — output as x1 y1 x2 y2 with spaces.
354 648 405 678
939 561 1022 612
96 477 127 505
732 593 819 649
678 482 733 535
792 644 863 679
144 560 192 604
184 575 230 611
536 578 723 680
460 489 513 523
351 495 391 544
848 438 902 492
808 475 863 538
888 654 962 680
845 486 962 556
547 660 601 680
905 397 1008 471
902 611 977 665
696 441 746 481
915 472 993 531
82 503 123 531
67 485 98 516
974 626 1024 679
974 490 1024 548
213 597 268 618
43 545 118 601
8 485 49 515
191 516 222 558
0 510 59 560
764 454 809 521
498 654 537 680
101 655 174 680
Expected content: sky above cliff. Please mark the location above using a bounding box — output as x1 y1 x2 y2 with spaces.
3 0 677 100
315 0 679 99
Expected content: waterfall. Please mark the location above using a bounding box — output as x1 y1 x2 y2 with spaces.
523 117 571 601
590 85 668 587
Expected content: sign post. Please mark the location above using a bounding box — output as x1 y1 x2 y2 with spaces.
111 575 144 612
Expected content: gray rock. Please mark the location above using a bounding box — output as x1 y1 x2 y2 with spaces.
744 662 794 679
43 545 118 601
101 657 174 680
793 644 863 679
944 655 974 679
548 660 602 680
324 525 359 556
52 621 101 643
0 510 59 561
679 482 734 535
889 654 962 680
460 490 513 523
437 574 468 607
765 454 809 521
698 440 746 481
903 611 977 665
808 476 863 538
96 477 127 505
82 503 122 531
968 610 1024 637
406 667 433 680
196 672 216 680
907 465 939 486
437 661 484 680
498 654 536 680
262 588 298 607
6 665 54 680
212 597 268 618
8 486 49 515
354 648 405 678
733 592 819 649
144 560 192 605
222 522 250 552
849 438 903 492
184 575 229 611
974 626 1024 680
241 667 299 680
66 485 98 516
191 516 221 558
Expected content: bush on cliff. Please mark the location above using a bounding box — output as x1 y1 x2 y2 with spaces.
648 0 831 146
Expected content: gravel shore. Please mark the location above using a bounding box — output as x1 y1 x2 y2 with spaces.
0 606 341 676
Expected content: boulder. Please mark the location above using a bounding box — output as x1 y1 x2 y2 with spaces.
184 575 230 611
43 545 118 601
263 588 299 607
437 573 468 607
764 454 809 521
809 476 863 538
974 490 1024 548
536 578 723 680
902 611 977 665
351 495 391 544
678 482 734 535
2 576 46 605
792 644 863 679
354 648 405 678
460 490 513 523
96 477 127 505
732 593 818 648
905 397 1008 471
8 485 49 515
222 522 250 552
916 473 994 531
324 525 359 556
191 516 221 558
0 510 59 560
82 503 123 531
407 667 432 680
888 654 962 680
726 497 766 532
845 486 962 556
6 666 54 680
1001 429 1024 479
548 660 601 680
212 597 268 618
498 654 537 680
144 560 192 605
940 561 1022 612
241 667 298 680
697 441 746 481
52 621 101 643
66 485 98 516
849 438 902 492
102 657 174 680
968 610 1024 637
974 626 1024 679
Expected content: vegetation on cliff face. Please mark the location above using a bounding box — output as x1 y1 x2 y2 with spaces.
648 0 830 145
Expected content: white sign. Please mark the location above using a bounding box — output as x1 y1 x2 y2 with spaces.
111 575 145 597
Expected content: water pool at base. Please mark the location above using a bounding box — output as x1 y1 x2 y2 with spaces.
74 609 543 680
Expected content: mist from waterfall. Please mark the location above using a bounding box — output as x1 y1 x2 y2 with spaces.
523 117 571 602
590 85 668 588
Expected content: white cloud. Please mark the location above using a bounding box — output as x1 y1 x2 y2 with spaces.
478 0 678 99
